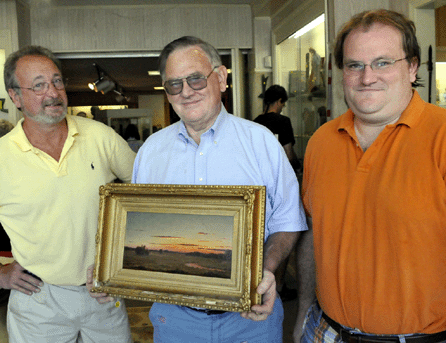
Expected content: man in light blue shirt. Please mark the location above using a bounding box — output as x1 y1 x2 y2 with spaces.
132 36 308 343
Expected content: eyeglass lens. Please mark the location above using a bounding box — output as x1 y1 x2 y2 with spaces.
344 58 406 74
34 79 66 95
164 67 217 95
165 77 207 95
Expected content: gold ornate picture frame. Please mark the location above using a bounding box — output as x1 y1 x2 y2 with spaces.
92 183 265 312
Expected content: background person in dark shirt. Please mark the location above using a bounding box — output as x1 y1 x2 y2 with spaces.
254 85 300 172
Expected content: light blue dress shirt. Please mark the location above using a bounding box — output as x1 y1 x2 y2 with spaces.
132 105 307 241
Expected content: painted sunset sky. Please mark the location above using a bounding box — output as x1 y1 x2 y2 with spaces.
125 211 233 255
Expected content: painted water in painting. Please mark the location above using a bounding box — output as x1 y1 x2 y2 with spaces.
123 211 233 279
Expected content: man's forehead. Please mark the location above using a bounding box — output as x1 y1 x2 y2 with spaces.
17 55 58 69
343 23 403 56
16 55 61 80
169 46 206 61
165 46 211 76
346 22 401 42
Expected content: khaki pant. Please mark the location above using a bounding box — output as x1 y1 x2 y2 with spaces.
7 283 132 343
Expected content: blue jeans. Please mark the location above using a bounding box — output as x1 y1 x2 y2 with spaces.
149 297 284 343
301 301 340 343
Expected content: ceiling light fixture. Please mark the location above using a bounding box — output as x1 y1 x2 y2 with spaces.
88 63 125 99
88 81 97 91
113 86 132 102
114 91 125 103
89 77 116 94
99 79 116 94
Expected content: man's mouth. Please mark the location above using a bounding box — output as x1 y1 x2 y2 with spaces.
356 87 384 92
43 99 63 107
182 99 201 106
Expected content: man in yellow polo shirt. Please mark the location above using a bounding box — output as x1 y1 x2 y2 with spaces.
0 46 135 342
301 9 446 343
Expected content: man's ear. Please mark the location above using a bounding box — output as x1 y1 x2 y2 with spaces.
8 88 22 110
408 57 419 84
215 65 228 92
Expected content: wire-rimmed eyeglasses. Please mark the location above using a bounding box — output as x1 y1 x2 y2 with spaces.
163 66 219 95
343 57 407 74
13 78 67 96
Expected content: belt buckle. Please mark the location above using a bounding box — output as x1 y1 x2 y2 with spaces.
339 329 398 343
203 309 226 315
186 307 226 315
339 328 357 343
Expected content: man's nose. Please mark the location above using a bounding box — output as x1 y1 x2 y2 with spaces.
180 79 196 96
360 65 378 85
46 82 61 96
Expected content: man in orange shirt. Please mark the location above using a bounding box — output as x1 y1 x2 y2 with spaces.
301 9 446 343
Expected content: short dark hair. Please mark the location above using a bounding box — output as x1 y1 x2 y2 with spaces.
4 46 62 95
158 36 222 80
334 9 421 87
264 85 288 108
124 123 140 141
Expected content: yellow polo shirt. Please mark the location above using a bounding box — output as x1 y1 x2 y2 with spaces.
0 115 136 285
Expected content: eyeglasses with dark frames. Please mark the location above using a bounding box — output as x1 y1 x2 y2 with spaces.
343 57 407 74
13 78 67 96
163 66 219 95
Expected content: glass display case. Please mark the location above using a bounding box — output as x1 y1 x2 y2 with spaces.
277 15 326 161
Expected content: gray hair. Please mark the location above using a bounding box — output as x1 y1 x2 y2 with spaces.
4 45 62 95
158 36 222 80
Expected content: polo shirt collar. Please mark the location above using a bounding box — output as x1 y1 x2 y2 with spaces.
10 114 79 152
337 89 424 135
337 108 355 137
396 90 424 128
65 114 80 136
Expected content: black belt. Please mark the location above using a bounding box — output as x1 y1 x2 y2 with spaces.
322 312 446 343
186 307 227 315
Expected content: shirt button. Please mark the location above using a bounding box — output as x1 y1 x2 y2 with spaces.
214 141 217 145
199 177 203 181
200 152 203 156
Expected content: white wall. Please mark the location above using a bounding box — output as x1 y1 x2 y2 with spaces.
0 0 22 124
29 4 253 53
411 6 436 103
139 94 165 128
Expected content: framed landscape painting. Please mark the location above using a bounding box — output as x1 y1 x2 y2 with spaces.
92 183 265 312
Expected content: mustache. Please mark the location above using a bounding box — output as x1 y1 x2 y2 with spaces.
42 98 65 107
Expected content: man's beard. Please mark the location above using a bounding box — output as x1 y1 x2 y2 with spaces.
22 98 67 125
